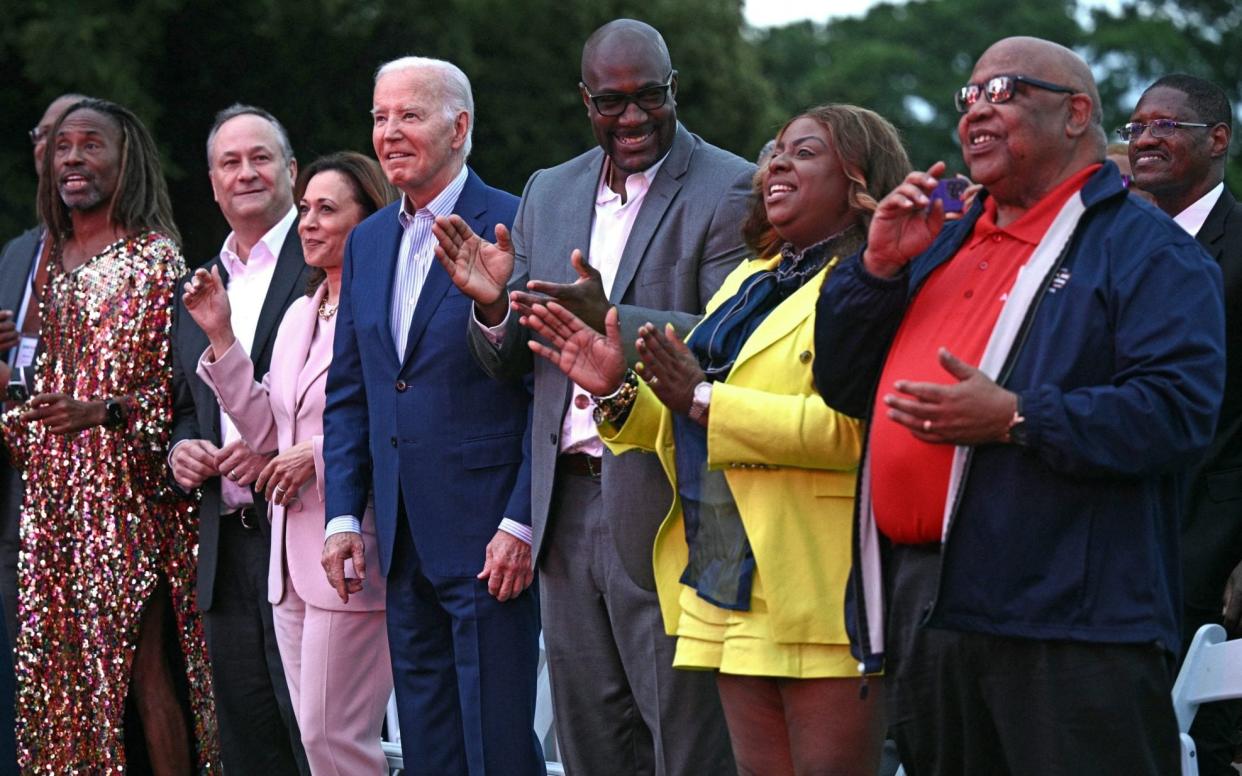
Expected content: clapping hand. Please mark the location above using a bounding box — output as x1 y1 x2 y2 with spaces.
865 161 950 278
522 302 627 396
634 323 706 417
511 249 611 334
182 266 236 356
432 215 515 325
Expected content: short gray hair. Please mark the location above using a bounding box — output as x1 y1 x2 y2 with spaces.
206 103 295 168
375 56 474 158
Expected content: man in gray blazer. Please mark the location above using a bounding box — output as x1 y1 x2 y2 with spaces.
435 19 752 775
0 93 86 642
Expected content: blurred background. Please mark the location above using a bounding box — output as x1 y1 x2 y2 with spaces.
1 0 1237 262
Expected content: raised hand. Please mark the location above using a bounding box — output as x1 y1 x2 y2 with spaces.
432 215 515 325
864 161 949 278
523 302 626 396
182 266 236 356
634 323 706 416
513 249 610 334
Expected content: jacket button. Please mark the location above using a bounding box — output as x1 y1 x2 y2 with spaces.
549 433 558 445
390 437 398 448
799 350 812 363
395 380 408 392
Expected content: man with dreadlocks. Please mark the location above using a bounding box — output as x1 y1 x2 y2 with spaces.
0 98 220 773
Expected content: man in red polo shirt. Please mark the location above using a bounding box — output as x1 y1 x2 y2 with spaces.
814 37 1226 775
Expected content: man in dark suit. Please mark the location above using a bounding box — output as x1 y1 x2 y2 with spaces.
0 93 85 643
169 104 309 775
435 19 750 775
1130 74 1242 776
320 57 541 774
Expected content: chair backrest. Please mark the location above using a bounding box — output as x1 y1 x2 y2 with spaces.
1172 624 1242 732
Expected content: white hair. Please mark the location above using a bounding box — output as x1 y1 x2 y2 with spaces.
375 56 474 158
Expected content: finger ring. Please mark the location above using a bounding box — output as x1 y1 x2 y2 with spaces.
274 486 286 495
228 470 240 481
648 376 659 387
923 419 933 432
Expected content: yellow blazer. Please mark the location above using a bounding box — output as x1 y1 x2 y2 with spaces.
602 254 862 646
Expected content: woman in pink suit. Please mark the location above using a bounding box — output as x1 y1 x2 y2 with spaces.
183 152 398 775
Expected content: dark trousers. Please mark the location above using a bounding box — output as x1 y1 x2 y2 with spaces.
387 507 544 776
885 543 1181 776
539 471 734 776
202 514 307 776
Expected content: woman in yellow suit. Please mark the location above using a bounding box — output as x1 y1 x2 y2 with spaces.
523 104 911 775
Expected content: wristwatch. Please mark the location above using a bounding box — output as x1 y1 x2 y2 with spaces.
103 397 127 429
688 381 712 425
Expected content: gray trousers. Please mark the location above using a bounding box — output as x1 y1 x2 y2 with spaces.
540 470 734 776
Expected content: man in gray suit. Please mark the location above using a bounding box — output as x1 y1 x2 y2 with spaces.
435 19 751 775
0 93 86 641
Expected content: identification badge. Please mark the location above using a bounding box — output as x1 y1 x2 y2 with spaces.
15 336 38 369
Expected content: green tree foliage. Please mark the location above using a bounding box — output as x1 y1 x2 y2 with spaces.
1 0 1235 260
1 0 773 261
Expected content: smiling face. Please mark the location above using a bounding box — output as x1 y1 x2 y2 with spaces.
1128 86 1224 215
764 116 857 251
53 108 123 214
581 43 677 181
957 40 1084 210
208 113 296 234
371 67 467 207
297 170 366 271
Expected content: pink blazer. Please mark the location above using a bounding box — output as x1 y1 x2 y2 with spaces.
198 285 385 612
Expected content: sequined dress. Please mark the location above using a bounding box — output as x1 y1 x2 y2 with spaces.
0 232 220 773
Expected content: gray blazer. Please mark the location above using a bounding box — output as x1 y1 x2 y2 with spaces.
469 123 754 589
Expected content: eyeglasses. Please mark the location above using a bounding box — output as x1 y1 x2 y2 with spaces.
954 74 1077 113
582 75 675 117
1116 119 1211 142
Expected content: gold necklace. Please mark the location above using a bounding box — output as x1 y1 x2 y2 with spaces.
318 301 339 320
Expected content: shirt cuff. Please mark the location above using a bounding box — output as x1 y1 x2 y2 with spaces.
325 515 362 538
472 304 510 346
167 438 189 469
498 517 532 545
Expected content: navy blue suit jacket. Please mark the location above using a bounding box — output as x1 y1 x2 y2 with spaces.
324 168 529 576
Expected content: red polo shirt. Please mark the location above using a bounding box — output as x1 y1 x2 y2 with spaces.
870 165 1100 544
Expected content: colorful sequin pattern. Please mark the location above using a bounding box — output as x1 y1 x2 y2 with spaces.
1 232 220 773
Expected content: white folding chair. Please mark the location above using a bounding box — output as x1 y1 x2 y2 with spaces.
1172 623 1242 776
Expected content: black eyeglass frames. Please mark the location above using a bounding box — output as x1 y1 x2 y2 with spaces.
955 75 1078 113
582 74 676 117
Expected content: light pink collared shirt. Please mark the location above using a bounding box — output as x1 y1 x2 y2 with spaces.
216 207 296 510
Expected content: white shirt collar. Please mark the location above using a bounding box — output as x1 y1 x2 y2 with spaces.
397 165 469 229
219 207 297 277
1174 182 1224 238
596 152 668 207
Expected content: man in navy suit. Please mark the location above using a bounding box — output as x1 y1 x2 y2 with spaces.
320 56 542 775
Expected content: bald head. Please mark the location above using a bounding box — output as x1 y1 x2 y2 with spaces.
979 37 1103 133
581 19 671 84
34 93 89 175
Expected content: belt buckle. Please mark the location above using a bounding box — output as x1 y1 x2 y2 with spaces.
238 509 258 530
586 455 600 478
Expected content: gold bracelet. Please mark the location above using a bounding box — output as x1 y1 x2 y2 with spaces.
592 369 639 425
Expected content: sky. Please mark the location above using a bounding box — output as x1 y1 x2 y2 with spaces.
743 0 1124 28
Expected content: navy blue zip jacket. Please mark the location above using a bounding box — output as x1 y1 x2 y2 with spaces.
814 162 1225 672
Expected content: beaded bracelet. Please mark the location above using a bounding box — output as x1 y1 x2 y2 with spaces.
592 369 639 426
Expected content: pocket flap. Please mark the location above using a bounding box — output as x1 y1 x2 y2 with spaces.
461 433 523 470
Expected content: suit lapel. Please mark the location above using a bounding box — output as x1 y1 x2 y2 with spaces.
286 286 325 417
730 263 823 373
399 168 481 368
608 124 692 303
1196 189 1235 263
558 155 605 285
252 220 305 368
370 206 404 364
0 227 42 314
